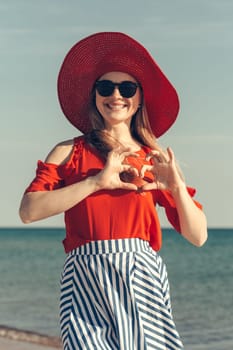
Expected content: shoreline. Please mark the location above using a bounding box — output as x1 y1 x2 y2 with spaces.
0 325 62 348
1 325 233 350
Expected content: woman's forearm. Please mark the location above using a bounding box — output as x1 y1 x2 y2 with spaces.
19 147 140 224
171 183 208 247
19 176 98 223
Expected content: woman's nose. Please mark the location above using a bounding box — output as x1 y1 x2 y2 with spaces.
111 86 122 97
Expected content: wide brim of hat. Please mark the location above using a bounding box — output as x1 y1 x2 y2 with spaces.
57 32 179 137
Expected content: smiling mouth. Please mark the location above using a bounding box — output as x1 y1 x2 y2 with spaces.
106 103 126 110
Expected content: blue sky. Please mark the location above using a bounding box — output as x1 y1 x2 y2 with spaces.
1 0 232 228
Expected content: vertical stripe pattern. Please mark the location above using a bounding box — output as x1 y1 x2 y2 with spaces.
60 239 183 349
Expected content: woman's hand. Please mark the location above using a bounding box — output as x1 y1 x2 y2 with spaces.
140 147 185 192
93 148 139 191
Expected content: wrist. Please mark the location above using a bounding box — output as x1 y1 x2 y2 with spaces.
84 175 103 193
169 180 186 196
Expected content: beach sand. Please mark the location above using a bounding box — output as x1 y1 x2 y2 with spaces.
0 337 62 350
0 326 62 350
1 331 233 350
1 325 232 350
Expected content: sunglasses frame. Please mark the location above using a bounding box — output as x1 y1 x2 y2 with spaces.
95 80 140 98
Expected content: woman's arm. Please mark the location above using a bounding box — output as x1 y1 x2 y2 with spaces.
170 182 207 247
19 146 139 223
19 140 97 223
19 177 100 223
141 147 208 247
166 148 207 246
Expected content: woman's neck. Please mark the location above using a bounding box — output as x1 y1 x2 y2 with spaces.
106 125 141 151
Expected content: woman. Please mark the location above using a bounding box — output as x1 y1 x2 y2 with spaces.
19 32 207 350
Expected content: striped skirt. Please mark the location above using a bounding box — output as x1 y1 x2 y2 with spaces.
60 238 183 349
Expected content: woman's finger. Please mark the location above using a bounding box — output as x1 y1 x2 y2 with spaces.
141 182 159 191
146 150 168 163
140 164 154 178
145 150 159 162
121 165 139 176
120 182 138 191
167 147 175 164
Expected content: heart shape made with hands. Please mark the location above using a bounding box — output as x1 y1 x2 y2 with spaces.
120 155 154 188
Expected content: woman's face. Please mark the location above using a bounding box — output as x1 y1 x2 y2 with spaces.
95 71 141 130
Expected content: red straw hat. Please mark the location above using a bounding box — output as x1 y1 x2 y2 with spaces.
57 32 179 137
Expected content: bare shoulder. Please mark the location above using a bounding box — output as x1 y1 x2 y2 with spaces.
45 139 75 165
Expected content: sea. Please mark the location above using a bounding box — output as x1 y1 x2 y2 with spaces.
0 227 232 349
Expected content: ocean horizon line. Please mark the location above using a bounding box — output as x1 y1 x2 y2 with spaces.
1 226 233 229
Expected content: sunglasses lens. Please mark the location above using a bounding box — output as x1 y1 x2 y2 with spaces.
95 81 114 97
119 82 138 98
95 80 139 98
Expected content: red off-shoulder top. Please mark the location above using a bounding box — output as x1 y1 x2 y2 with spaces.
25 136 202 253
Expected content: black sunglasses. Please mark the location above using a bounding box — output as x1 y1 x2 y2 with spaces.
95 80 140 98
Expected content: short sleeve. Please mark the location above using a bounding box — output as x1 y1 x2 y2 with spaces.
25 161 66 192
25 136 85 193
155 187 203 233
